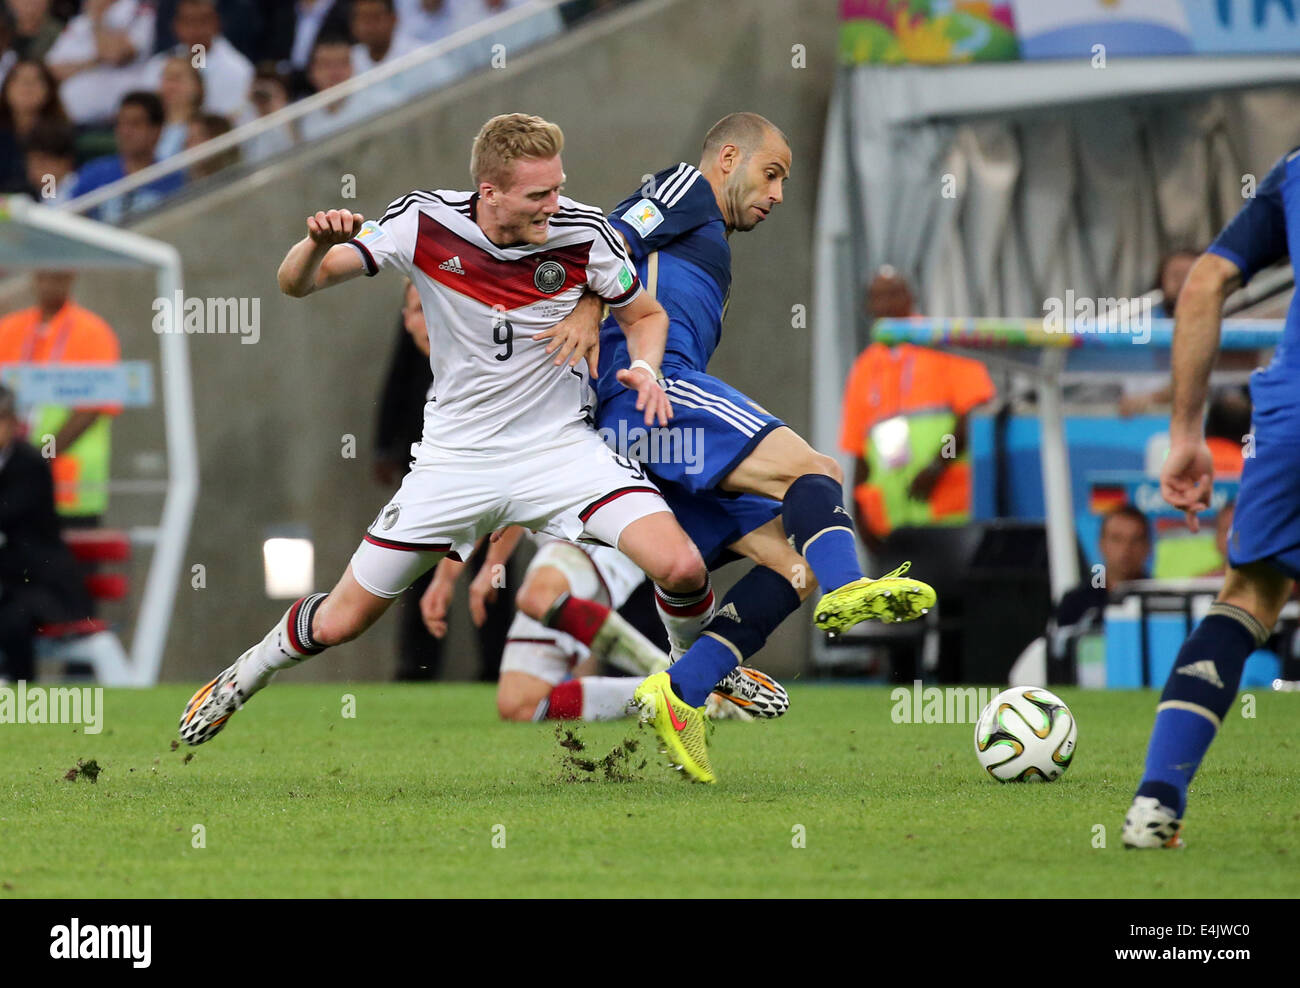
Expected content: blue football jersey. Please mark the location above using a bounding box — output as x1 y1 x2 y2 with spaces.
1207 147 1300 367
596 163 731 401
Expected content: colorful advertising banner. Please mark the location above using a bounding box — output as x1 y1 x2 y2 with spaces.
839 1 1020 64
841 0 1300 63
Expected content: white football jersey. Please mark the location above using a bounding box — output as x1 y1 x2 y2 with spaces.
348 190 642 456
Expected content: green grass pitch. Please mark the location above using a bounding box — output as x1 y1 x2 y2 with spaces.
1 684 1296 898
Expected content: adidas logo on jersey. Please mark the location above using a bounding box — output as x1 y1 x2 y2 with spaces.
439 255 465 275
716 603 741 622
1177 660 1224 689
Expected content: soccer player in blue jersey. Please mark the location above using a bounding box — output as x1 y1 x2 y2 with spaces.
1123 146 1300 848
553 113 936 781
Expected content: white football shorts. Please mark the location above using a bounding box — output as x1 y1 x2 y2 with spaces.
349 426 668 599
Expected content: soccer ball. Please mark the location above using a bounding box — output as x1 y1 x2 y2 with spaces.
974 686 1077 782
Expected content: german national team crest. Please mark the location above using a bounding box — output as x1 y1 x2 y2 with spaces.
534 260 566 294
381 503 400 530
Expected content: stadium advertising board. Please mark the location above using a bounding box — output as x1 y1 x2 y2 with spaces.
841 0 1300 63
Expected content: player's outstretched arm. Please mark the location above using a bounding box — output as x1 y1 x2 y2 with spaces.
278 209 368 298
611 291 672 427
1162 252 1242 529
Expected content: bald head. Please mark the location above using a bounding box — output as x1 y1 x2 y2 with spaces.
700 112 787 162
866 266 914 320
698 112 791 234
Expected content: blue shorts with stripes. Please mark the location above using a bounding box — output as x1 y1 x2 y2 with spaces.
595 370 784 565
596 369 784 492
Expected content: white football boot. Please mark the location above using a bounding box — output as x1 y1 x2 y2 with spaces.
706 667 790 721
179 650 256 746
1122 795 1185 849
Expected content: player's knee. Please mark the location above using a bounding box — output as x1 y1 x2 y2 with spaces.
310 602 363 646
516 568 569 622
496 693 540 722
652 543 708 594
819 454 845 486
774 451 843 494
801 451 843 486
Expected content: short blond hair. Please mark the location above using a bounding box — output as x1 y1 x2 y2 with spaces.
470 113 564 189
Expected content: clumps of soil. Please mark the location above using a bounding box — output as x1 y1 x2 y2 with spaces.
554 725 646 782
62 758 101 783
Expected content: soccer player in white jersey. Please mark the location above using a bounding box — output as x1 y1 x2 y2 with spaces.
179 113 725 746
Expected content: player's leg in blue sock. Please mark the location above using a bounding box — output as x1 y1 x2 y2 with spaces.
668 565 800 706
1135 601 1269 816
782 473 864 593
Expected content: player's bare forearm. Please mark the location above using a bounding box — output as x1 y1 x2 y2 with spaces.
278 210 366 298
1169 253 1242 443
613 293 668 371
431 555 466 588
277 237 334 297
484 526 526 570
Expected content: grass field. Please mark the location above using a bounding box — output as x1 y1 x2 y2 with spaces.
1 683 1296 898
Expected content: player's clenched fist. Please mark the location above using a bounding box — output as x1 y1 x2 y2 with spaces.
307 209 365 246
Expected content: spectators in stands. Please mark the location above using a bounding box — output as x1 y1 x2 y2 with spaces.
185 109 236 178
46 0 155 125
8 0 61 61
394 0 465 45
0 271 121 526
22 116 75 199
76 90 183 221
0 0 612 221
150 0 261 63
268 0 349 96
0 383 96 684
298 33 390 142
351 0 419 74
156 54 203 158
0 56 64 188
840 266 995 552
1055 503 1150 630
139 0 253 120
238 63 294 161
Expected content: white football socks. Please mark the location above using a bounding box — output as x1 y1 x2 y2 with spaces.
654 580 715 661
577 677 639 721
234 593 328 695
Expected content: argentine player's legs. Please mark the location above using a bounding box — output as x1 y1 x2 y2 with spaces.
498 539 666 722
1125 413 1298 847
602 370 934 638
180 462 493 746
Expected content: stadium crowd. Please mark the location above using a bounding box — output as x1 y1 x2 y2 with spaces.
0 0 631 220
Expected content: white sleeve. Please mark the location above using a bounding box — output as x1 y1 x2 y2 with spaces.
346 196 422 277
584 215 642 307
124 5 157 61
46 17 93 65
